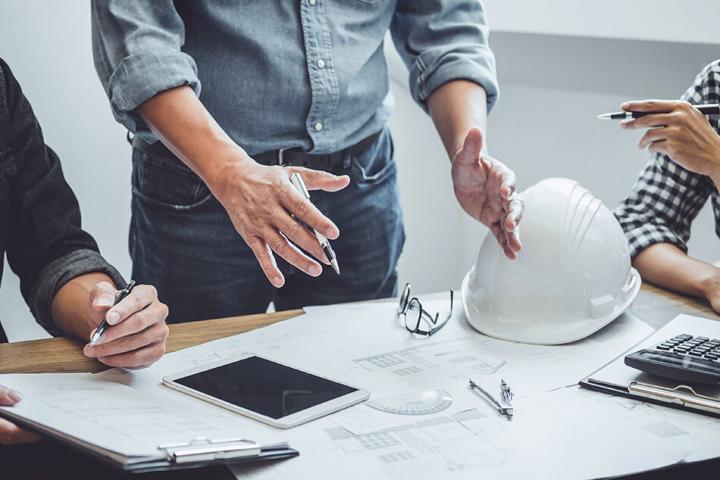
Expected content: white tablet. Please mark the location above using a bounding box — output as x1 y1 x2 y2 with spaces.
163 353 369 429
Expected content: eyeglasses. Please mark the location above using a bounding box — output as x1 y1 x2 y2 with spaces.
396 283 454 337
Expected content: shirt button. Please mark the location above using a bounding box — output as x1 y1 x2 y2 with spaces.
317 59 326 69
308 0 316 5
314 122 323 132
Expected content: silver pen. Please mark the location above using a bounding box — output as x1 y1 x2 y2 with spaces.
469 378 514 420
289 172 340 275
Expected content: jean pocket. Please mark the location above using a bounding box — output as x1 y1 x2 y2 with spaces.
351 130 396 185
132 152 213 210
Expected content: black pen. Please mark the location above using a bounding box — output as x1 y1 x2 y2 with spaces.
598 103 720 120
89 280 136 346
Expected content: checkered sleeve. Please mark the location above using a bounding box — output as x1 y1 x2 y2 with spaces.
615 61 720 259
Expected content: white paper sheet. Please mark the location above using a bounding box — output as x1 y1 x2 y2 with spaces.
231 386 687 480
0 373 259 461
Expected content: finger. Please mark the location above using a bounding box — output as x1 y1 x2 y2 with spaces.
0 386 22 406
89 281 117 310
648 140 668 156
0 418 41 445
104 285 156 326
498 165 517 199
275 210 330 264
83 310 170 357
504 195 524 232
288 167 350 193
454 126 484 165
265 228 322 277
248 237 284 287
620 113 676 130
279 187 340 239
505 228 522 256
621 99 676 113
638 127 672 149
98 342 167 370
87 320 169 359
85 301 168 349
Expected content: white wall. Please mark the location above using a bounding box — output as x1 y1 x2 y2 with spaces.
1 1 718 341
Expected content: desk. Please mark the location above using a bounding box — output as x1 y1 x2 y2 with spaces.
0 285 717 479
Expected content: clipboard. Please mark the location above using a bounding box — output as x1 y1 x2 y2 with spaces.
580 314 720 418
0 407 298 473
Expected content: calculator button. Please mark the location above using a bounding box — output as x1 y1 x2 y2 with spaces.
689 351 704 357
656 345 671 350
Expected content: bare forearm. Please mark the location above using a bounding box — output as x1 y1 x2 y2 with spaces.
427 80 488 159
634 243 718 299
50 272 116 340
137 86 250 197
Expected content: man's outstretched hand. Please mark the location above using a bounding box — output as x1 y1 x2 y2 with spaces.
451 127 523 259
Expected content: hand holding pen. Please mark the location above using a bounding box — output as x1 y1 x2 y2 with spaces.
600 101 720 181
82 280 170 369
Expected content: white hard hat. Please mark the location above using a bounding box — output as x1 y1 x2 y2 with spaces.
461 177 640 345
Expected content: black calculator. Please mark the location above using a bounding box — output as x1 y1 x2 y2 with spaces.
624 334 720 385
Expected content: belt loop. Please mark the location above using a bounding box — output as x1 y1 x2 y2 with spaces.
277 148 289 167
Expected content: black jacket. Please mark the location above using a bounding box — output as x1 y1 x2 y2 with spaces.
0 59 123 342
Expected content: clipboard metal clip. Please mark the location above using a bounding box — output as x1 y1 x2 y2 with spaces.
159 437 262 464
628 381 720 416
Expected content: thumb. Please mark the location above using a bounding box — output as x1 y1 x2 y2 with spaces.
455 127 484 164
0 386 22 406
89 282 117 313
291 167 350 192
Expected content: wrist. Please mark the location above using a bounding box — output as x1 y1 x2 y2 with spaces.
696 265 720 301
203 144 256 201
51 273 115 340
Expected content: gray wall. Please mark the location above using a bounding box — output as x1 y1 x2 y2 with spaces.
1 1 718 341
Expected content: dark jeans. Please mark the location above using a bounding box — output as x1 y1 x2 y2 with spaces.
129 129 405 323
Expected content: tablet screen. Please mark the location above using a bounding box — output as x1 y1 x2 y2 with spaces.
174 356 358 419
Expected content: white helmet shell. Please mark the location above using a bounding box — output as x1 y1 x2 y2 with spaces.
461 177 640 345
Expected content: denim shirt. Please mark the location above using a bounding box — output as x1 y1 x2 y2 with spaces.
91 0 498 155
0 59 124 341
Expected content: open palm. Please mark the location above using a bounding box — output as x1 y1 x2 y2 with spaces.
451 127 523 259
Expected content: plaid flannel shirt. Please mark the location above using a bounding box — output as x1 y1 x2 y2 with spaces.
615 61 720 259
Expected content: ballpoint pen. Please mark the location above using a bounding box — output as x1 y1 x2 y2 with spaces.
469 378 514 420
597 103 720 120
289 172 340 275
89 280 136 346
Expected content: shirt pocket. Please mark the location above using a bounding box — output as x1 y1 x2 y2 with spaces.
131 151 213 211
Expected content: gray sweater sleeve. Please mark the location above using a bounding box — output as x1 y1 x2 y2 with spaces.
30 249 126 337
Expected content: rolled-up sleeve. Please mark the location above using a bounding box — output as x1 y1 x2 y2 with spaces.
614 155 713 259
91 0 201 132
391 0 499 113
31 250 125 337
